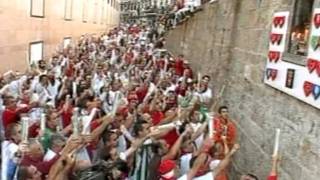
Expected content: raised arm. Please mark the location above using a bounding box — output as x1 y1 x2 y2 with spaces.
213 144 240 177
186 153 207 180
162 127 190 160
90 114 113 141
190 121 208 142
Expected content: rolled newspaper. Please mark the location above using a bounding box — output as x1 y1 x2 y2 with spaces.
164 58 168 72
40 113 46 132
156 121 182 130
21 116 29 142
72 108 80 136
273 129 281 156
207 112 214 138
111 92 120 116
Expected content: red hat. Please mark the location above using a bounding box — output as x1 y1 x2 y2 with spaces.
158 160 176 175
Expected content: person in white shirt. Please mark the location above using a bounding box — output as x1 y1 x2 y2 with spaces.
196 75 213 106
47 70 61 104
179 138 196 175
1 123 22 180
34 74 53 105
8 75 27 99
158 141 240 180
92 71 106 97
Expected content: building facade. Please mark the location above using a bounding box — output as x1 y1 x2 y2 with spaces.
0 0 120 73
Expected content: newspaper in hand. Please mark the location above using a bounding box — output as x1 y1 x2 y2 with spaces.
21 116 29 142
111 91 120 116
72 108 80 136
207 112 215 138
40 113 46 132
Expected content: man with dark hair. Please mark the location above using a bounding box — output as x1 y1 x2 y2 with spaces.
196 75 213 107
133 120 150 138
2 96 36 129
218 106 228 114
211 106 237 180
213 106 237 148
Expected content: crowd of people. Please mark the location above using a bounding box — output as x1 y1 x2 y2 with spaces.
157 0 204 31
0 22 280 180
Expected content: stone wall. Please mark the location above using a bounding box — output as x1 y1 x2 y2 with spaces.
0 0 120 73
166 1 320 179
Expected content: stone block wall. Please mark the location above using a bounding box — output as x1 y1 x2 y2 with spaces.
166 0 320 179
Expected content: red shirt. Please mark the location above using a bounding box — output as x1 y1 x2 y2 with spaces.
163 130 179 148
151 111 179 147
184 67 193 79
125 52 134 64
28 123 40 138
174 59 184 76
268 175 277 180
87 119 103 151
2 106 30 129
156 59 165 70
60 105 73 128
213 116 237 147
136 87 148 103
151 111 164 125
21 154 60 175
65 64 74 77
175 85 187 96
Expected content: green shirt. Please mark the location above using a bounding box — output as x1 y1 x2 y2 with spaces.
40 128 55 152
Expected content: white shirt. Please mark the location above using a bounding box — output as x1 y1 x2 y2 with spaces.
0 101 5 138
178 172 214 180
47 79 61 100
196 88 213 104
61 57 69 68
110 50 119 65
210 160 221 170
81 108 98 135
92 75 105 96
190 122 204 149
117 135 127 153
8 76 27 98
144 82 157 101
180 153 192 175
1 141 19 180
52 65 62 78
164 83 177 96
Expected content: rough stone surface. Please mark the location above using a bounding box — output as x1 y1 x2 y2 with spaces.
165 1 320 179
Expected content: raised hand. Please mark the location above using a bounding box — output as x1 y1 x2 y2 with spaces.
230 143 240 154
